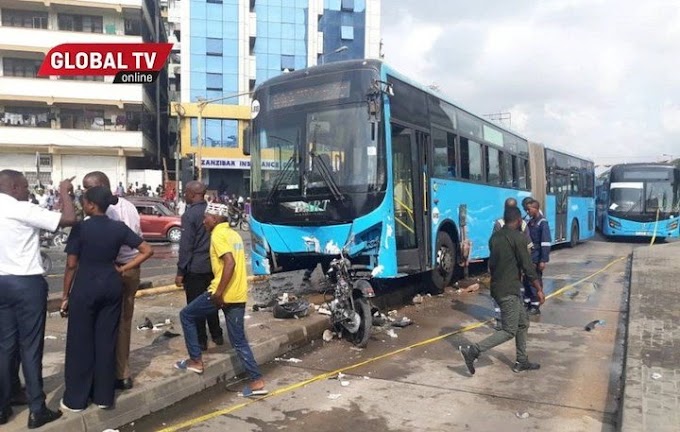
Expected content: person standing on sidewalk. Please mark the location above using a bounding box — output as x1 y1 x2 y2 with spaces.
0 170 77 428
459 206 544 376
175 203 267 397
82 171 142 391
524 199 551 315
175 181 224 351
60 186 153 412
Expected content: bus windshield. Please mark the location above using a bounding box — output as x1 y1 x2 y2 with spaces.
250 69 387 224
609 180 679 217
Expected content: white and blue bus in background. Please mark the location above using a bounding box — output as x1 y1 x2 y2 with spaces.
245 59 595 294
596 163 680 240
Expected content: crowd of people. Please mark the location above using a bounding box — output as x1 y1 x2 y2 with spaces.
0 170 263 429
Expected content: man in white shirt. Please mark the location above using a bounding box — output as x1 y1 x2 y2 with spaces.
0 170 76 428
82 171 142 391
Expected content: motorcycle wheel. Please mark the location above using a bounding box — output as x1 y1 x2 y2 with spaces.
240 219 250 231
41 251 52 275
346 296 372 348
52 231 68 247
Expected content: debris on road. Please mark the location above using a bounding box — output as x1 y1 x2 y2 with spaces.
387 310 398 318
412 294 423 304
515 412 530 419
317 307 332 316
274 357 303 363
322 329 334 342
273 299 310 319
651 373 662 380
340 380 350 387
327 394 342 400
44 335 57 340
137 317 154 331
584 319 606 331
391 316 413 328
385 329 398 339
350 347 363 352
329 373 346 380
151 331 181 345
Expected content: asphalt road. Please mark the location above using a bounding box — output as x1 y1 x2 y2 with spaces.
121 236 642 432
43 232 253 293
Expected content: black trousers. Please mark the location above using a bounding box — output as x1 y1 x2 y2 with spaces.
184 272 223 344
523 265 543 308
63 283 121 409
0 275 48 413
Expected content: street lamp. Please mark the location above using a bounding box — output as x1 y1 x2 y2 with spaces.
320 45 348 65
194 91 252 181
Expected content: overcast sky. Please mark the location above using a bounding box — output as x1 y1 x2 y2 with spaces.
381 0 680 166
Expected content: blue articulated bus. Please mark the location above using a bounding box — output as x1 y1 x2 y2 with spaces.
245 59 595 293
596 163 680 239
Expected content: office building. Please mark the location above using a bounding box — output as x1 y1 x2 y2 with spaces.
0 0 168 188
172 0 381 195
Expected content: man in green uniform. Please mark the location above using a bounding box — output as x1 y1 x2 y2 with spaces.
459 206 544 375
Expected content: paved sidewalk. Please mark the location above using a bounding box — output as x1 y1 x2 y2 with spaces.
4 289 327 432
621 243 680 432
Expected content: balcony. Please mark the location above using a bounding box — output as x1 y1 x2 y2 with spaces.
0 76 143 107
0 26 142 54
26 0 143 12
0 126 144 152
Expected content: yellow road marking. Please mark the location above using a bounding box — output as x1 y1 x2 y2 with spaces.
157 255 627 432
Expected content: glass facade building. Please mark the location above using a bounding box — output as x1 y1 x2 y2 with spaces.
178 0 381 195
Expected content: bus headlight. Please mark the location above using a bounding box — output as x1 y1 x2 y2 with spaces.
608 218 621 229
668 221 678 230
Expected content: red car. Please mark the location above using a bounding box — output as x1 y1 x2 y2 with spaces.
129 198 182 243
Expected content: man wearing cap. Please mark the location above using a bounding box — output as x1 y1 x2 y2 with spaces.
175 203 266 397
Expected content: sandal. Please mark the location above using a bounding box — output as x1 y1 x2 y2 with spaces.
239 385 269 398
174 359 204 375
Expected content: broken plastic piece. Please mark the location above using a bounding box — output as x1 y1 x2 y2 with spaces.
327 394 342 400
44 335 57 340
323 329 334 342
584 320 605 331
515 412 530 419
412 294 423 304
386 329 398 339
317 307 332 316
391 317 413 328
137 317 153 331
274 357 302 363
651 372 662 380
340 380 350 387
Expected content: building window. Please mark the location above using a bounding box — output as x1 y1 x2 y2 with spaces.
2 57 43 78
207 0 222 3
58 13 103 33
60 109 105 130
206 38 223 56
1 107 51 128
1 9 48 29
340 25 354 40
190 118 239 148
124 18 142 36
281 55 295 71
206 73 223 90
341 0 355 11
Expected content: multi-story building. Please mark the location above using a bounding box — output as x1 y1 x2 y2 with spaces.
0 0 168 189
171 0 381 196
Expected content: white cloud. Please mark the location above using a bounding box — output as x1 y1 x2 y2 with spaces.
382 0 680 165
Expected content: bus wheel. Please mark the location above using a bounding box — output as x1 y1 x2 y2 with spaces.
431 231 456 294
569 221 580 248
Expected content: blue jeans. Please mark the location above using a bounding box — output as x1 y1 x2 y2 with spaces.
0 275 48 413
179 293 262 380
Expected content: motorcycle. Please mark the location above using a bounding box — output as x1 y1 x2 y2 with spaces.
227 205 250 232
40 229 68 248
324 241 375 348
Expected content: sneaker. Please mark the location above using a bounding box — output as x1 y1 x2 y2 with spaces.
213 335 225 346
199 341 208 351
512 361 541 373
527 307 541 316
96 404 112 410
59 399 84 413
459 346 478 376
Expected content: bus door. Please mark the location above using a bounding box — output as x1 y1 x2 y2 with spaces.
554 170 569 242
391 123 428 272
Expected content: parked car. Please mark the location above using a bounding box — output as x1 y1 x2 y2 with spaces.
129 198 182 243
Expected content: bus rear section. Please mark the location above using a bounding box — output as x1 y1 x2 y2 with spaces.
598 164 680 239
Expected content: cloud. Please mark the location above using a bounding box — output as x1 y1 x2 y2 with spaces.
381 0 680 165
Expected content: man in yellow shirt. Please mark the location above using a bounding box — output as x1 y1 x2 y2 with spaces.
175 203 266 396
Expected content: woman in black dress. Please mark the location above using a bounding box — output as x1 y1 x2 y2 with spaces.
60 186 153 411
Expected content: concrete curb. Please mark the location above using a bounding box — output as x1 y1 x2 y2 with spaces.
40 314 328 432
47 274 270 312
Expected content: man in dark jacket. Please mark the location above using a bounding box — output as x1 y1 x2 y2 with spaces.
524 199 551 315
460 207 544 375
175 181 224 351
